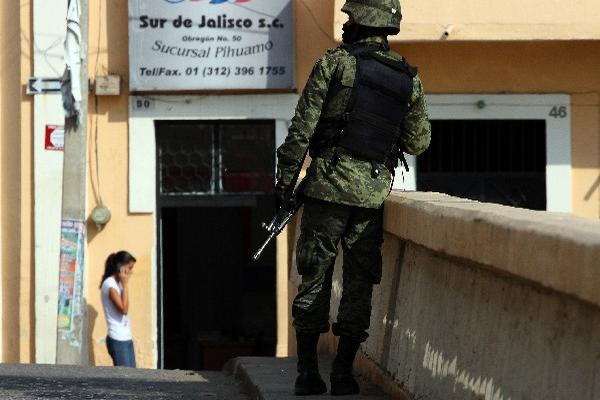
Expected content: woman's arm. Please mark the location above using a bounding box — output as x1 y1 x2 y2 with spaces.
108 270 130 315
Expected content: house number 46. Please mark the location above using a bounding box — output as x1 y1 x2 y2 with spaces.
549 106 567 118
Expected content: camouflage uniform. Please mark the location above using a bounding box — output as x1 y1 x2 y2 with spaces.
277 9 431 344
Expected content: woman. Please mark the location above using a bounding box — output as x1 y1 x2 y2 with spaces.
100 251 137 367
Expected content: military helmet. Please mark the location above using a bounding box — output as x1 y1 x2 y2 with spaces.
341 0 402 34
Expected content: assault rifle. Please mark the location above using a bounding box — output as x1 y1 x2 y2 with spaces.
252 178 306 262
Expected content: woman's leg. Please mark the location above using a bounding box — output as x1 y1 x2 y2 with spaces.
126 340 137 368
106 336 117 366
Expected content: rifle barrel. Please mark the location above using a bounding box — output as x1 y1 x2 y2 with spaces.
252 231 276 262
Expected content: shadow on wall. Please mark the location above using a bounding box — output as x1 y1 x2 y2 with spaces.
86 218 104 244
584 174 600 201
88 304 98 365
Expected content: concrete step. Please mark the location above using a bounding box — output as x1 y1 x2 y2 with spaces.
227 357 392 400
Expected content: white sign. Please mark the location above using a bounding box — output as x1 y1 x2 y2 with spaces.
129 0 294 91
27 77 62 95
45 125 65 151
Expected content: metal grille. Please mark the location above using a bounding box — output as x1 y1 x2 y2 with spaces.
221 123 275 193
157 123 214 194
156 121 275 196
417 120 547 210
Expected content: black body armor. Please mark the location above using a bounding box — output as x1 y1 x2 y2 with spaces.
314 44 416 172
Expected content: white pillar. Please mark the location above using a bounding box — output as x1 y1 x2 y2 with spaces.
33 0 67 364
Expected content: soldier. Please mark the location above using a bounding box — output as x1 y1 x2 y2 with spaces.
276 0 431 396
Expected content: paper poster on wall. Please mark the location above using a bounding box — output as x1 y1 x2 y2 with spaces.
129 0 294 91
57 219 85 332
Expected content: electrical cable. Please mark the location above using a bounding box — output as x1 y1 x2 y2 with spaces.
90 0 103 206
33 37 63 76
297 0 337 44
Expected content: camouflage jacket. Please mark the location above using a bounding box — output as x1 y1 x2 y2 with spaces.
276 36 431 208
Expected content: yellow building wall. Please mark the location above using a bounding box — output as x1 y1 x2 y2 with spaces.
396 41 600 218
84 0 341 368
86 0 156 367
334 0 600 41
20 0 34 362
0 0 34 363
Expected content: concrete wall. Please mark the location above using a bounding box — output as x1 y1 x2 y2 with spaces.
290 192 600 399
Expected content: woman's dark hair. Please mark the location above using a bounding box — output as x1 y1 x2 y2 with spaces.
100 250 137 288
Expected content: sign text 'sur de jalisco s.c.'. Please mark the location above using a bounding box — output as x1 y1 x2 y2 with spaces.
129 0 294 91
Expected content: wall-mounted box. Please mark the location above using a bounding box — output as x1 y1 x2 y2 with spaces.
95 75 121 96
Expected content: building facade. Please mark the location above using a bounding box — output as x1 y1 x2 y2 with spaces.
0 0 599 368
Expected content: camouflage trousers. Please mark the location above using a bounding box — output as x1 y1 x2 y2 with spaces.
292 197 384 343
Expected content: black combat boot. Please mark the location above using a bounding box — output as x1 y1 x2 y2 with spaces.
295 332 327 396
330 337 361 396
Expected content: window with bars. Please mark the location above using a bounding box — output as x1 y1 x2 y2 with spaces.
156 121 275 195
417 119 547 210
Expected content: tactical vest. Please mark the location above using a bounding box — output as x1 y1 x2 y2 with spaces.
313 44 416 172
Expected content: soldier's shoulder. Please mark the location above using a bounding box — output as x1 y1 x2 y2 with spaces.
380 49 419 77
381 48 405 61
380 49 415 68
315 46 353 71
322 46 352 61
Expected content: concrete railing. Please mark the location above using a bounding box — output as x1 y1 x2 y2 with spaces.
289 191 600 399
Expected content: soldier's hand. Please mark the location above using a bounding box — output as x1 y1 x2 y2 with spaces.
274 182 287 206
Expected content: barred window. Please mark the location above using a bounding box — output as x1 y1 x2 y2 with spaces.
156 121 275 195
417 120 547 210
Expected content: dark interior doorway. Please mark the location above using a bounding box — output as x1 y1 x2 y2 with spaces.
417 119 547 210
156 120 277 370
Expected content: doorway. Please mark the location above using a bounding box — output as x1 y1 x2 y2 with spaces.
156 120 277 370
